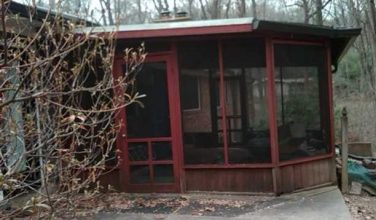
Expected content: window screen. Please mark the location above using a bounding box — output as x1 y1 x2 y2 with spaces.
181 75 200 110
274 44 329 161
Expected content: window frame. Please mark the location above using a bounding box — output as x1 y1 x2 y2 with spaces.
271 39 334 165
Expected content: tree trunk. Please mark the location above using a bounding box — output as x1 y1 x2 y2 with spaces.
137 0 144 23
302 0 310 24
368 0 376 35
163 0 170 10
367 0 376 91
152 0 164 13
173 0 177 14
225 0 232 18
120 0 127 24
115 0 121 23
188 0 194 17
105 0 114 25
262 0 267 19
209 0 221 19
315 0 324 25
199 0 208 19
348 0 375 91
99 0 107 25
251 0 257 18
237 0 246 18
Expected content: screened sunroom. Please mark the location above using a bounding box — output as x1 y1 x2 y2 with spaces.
88 18 360 194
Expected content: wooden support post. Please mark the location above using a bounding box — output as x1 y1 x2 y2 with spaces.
272 167 281 196
341 107 349 193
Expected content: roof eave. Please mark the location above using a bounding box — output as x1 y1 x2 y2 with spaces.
253 19 361 66
82 18 254 39
8 1 98 26
114 23 253 39
253 19 361 38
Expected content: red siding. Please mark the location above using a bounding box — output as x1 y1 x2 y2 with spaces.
279 158 335 193
185 169 273 193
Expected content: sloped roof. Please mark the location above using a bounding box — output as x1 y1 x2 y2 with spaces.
85 17 254 36
7 1 97 26
80 17 361 66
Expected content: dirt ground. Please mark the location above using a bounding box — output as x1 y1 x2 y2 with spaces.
4 188 374 219
344 194 376 220
67 193 275 218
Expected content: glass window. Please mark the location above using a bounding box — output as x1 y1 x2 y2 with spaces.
222 38 271 164
178 41 224 164
274 44 329 161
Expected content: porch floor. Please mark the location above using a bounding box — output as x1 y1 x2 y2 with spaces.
94 186 351 220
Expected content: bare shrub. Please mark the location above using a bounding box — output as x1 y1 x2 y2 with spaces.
0 2 145 219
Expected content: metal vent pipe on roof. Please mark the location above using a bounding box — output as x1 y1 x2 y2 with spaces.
176 11 188 18
160 9 172 20
154 9 190 23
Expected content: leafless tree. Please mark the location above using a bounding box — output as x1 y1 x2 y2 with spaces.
99 0 115 25
224 0 232 18
198 0 208 19
315 0 324 25
152 0 169 13
187 0 195 17
208 0 222 19
367 0 376 90
236 0 246 18
251 0 257 18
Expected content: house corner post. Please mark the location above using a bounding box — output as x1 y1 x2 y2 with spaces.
341 107 349 193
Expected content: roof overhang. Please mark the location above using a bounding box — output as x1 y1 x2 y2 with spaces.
7 1 97 27
83 17 254 39
253 20 361 38
253 20 361 65
79 17 361 66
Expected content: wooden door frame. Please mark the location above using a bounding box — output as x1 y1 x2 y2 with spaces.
113 51 182 193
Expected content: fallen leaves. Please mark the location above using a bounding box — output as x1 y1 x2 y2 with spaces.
197 198 246 208
345 194 376 220
43 192 271 219
204 206 215 212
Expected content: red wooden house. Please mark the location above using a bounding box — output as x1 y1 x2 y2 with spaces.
90 18 360 195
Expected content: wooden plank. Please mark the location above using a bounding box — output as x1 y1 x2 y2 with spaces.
318 160 324 183
185 169 273 192
281 166 295 193
293 163 303 189
341 108 349 193
278 158 333 194
348 142 373 157
307 162 314 187
115 157 335 194
326 41 335 155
